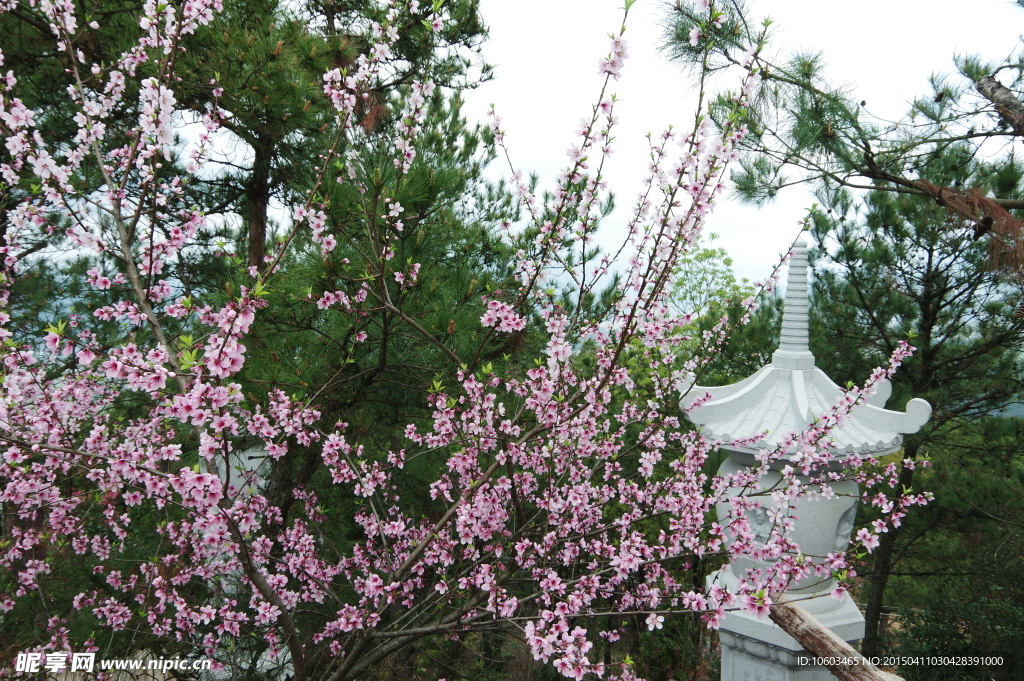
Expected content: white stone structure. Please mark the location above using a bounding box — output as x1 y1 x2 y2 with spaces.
220 445 270 494
681 237 931 680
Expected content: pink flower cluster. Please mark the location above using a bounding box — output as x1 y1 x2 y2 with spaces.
0 3 932 681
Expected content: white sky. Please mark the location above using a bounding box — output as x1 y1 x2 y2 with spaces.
460 0 1024 283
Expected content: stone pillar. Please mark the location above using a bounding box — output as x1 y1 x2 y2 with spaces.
712 457 865 681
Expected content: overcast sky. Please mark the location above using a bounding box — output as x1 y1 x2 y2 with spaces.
459 0 1024 283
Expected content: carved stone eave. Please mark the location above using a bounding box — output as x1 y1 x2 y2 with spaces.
680 237 932 459
681 369 932 458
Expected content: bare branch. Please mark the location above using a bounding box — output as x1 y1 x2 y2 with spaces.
770 599 903 681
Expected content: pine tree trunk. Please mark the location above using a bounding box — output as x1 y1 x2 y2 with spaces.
862 442 918 657
247 137 272 272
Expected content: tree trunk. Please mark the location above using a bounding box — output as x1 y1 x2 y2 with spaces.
247 137 272 272
861 442 918 657
770 599 903 681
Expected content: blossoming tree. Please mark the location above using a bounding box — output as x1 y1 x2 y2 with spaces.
0 0 925 679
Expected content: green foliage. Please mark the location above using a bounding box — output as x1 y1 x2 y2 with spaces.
627 604 720 681
699 292 781 386
170 0 490 270
0 0 151 264
662 0 1024 226
879 416 1024 675
730 155 786 204
241 88 517 407
660 0 753 75
802 154 1024 655
890 554 1024 680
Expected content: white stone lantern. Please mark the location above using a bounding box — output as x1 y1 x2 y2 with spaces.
681 237 931 680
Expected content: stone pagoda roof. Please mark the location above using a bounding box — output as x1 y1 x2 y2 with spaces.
681 237 931 458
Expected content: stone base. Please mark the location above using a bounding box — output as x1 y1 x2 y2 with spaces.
720 628 845 681
711 573 865 680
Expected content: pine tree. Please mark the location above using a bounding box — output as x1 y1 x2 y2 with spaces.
174 0 489 272
662 0 1024 269
804 155 1024 656
238 88 523 547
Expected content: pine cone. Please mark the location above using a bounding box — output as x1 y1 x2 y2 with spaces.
1015 302 1024 319
973 216 994 241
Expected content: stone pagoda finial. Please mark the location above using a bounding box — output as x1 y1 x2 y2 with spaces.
772 237 814 370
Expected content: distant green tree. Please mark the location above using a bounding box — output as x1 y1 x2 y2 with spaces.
671 234 750 320
666 234 781 386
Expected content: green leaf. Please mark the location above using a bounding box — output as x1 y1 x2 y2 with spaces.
179 349 198 369
44 319 67 336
